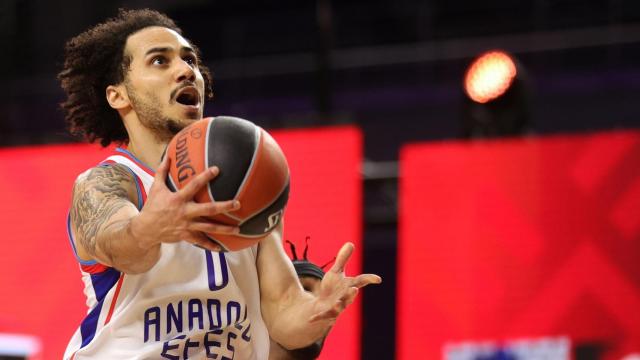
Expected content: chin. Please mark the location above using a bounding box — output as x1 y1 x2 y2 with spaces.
185 111 201 120
167 119 191 135
164 110 201 134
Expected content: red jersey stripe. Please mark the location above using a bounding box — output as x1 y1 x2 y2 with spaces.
104 273 125 325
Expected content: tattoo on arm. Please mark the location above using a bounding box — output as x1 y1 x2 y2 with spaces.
70 164 136 259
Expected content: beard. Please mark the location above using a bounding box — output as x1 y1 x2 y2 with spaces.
125 83 190 142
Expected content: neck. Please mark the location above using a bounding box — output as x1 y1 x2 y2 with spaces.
126 138 166 171
122 117 169 171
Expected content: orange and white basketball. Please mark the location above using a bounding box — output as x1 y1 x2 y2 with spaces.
165 116 290 251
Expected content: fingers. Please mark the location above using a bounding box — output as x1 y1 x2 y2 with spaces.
309 287 358 323
180 166 219 199
189 220 240 236
155 153 170 183
187 200 241 218
350 274 382 288
309 305 340 323
329 242 354 274
343 286 359 306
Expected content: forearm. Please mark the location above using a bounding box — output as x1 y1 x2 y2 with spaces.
95 215 161 274
258 227 332 349
266 285 332 350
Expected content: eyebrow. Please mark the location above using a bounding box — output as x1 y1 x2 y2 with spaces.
144 46 196 56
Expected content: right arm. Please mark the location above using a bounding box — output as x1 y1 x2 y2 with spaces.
70 157 240 274
70 163 156 274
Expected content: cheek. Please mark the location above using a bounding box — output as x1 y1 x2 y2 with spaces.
134 69 172 89
196 72 206 89
132 78 162 97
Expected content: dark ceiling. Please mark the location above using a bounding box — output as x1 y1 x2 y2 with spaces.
2 0 639 152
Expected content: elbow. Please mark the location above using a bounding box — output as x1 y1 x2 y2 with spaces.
287 340 325 359
110 247 161 275
128 254 160 274
120 263 153 275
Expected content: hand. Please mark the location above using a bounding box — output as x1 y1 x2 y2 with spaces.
132 155 241 252
308 242 382 323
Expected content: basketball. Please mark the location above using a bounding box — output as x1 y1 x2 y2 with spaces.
164 116 290 251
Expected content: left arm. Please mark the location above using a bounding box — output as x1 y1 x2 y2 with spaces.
258 222 381 350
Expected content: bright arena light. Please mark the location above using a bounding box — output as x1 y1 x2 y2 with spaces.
464 50 517 103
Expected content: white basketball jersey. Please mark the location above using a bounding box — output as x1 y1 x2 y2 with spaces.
64 148 269 360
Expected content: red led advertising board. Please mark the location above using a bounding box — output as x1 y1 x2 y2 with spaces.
398 130 640 360
0 126 362 360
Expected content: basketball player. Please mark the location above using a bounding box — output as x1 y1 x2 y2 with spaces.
59 9 381 359
268 240 331 360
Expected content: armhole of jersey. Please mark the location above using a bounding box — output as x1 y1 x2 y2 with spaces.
66 213 98 266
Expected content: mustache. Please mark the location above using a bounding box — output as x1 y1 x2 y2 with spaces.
170 81 198 102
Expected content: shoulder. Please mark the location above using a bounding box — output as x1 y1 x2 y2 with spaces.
72 163 139 206
75 162 134 183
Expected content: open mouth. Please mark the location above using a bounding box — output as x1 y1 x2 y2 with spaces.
174 87 200 108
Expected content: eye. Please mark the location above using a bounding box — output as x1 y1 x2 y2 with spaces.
183 54 198 66
151 56 167 66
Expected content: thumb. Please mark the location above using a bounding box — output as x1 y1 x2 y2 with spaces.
153 151 170 189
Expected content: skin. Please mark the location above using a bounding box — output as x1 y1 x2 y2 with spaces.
299 276 322 294
69 26 381 351
269 275 326 359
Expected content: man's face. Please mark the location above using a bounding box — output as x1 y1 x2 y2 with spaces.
299 275 322 296
122 26 206 141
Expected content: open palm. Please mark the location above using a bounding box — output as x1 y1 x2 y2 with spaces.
309 242 382 323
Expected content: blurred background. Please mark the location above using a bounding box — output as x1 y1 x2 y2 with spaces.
1 0 640 359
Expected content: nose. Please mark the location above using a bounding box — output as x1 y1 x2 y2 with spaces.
175 59 196 83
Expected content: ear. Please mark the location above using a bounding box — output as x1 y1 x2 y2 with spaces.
106 84 130 110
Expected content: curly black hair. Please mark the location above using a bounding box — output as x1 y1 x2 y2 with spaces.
58 8 213 147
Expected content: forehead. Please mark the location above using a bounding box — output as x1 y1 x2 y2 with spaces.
125 26 192 58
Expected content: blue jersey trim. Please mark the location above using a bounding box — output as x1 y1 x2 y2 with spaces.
67 213 97 266
99 162 143 210
80 302 103 348
91 268 122 302
133 173 143 210
79 268 121 348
